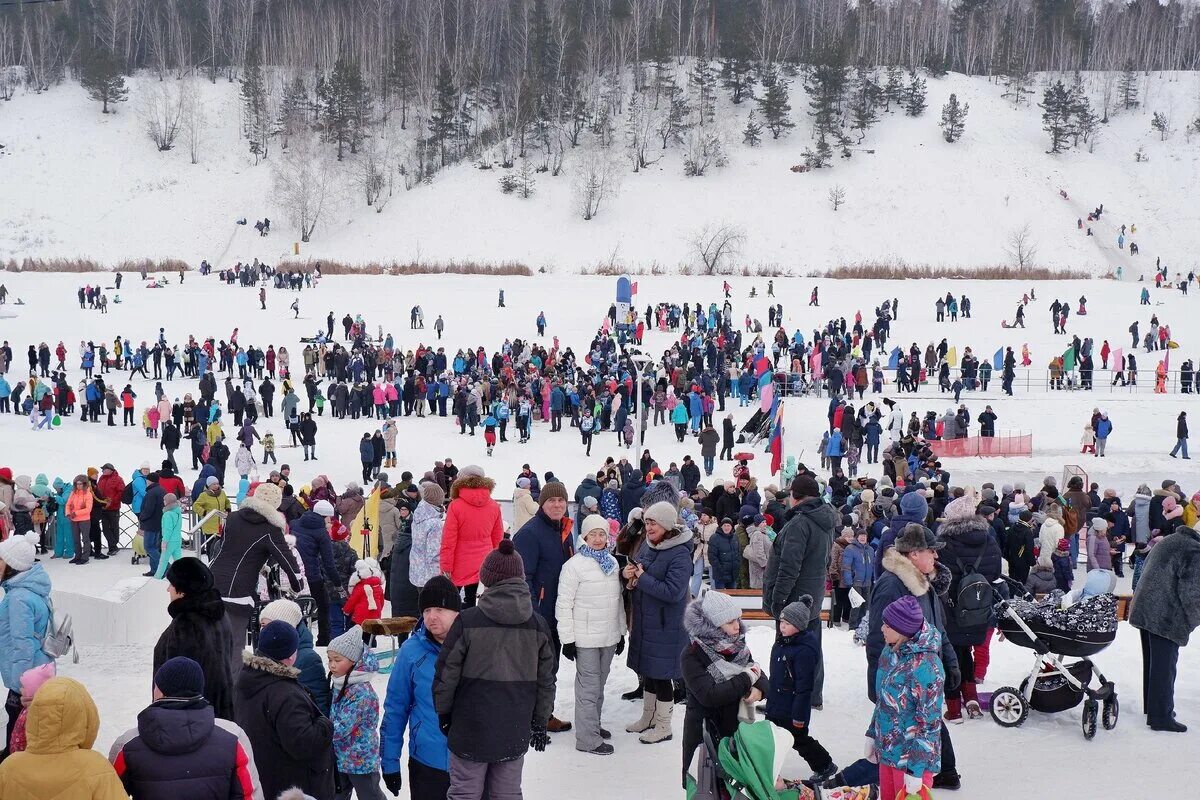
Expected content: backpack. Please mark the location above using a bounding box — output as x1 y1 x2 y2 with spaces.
41 598 80 664
121 481 135 505
953 554 994 630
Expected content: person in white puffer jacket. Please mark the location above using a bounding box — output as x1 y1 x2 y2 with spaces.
555 514 627 756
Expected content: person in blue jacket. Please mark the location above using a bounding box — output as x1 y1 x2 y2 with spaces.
549 385 565 432
687 390 703 434
0 533 53 751
130 463 150 515
765 596 836 782
51 477 75 559
380 576 461 799
706 519 741 590
826 429 845 473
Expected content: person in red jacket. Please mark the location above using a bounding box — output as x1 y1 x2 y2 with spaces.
344 558 385 632
438 466 504 608
95 463 126 556
156 464 188 502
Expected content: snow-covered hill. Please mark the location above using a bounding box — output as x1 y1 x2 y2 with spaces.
1 70 1198 273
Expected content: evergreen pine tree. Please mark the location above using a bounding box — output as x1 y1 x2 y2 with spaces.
1040 80 1073 153
883 66 904 112
79 47 128 114
903 72 928 116
317 57 371 160
1001 68 1035 107
742 111 763 146
1151 111 1170 140
757 68 795 139
689 58 718 125
939 93 968 142
385 32 414 129
1117 61 1139 110
239 50 270 162
658 94 691 147
802 131 832 169
275 75 310 150
847 68 880 142
717 3 755 104
428 64 458 166
804 62 847 136
1068 82 1098 146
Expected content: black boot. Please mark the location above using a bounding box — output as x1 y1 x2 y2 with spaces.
933 771 961 790
673 679 687 704
620 679 644 702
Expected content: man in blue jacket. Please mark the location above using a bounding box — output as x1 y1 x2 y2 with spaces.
381 576 461 798
512 481 574 732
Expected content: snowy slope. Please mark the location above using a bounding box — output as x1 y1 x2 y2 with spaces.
0 271 1196 501
2 71 1198 272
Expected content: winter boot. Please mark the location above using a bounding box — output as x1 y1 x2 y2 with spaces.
621 679 644 702
944 697 963 724
638 700 674 744
625 693 655 734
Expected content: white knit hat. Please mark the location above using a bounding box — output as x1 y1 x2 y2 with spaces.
700 589 742 627
259 598 303 629
313 500 335 517
0 532 39 573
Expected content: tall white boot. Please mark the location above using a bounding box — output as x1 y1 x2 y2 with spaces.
625 693 655 734
638 700 674 743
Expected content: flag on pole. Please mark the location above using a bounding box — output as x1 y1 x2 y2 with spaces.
1111 348 1123 371
946 346 958 368
809 351 823 375
993 348 1003 370
631 281 638 297
769 398 785 476
1062 346 1076 372
888 347 901 369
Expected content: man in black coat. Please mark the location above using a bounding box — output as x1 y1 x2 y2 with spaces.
679 456 702 494
619 470 646 521
573 473 603 536
110 656 261 799
138 472 167 578
210 482 302 677
235 622 334 800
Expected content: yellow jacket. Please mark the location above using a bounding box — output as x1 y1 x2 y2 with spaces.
206 421 224 446
1183 503 1199 530
0 677 127 800
192 489 231 535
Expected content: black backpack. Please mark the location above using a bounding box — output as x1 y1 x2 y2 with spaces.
121 481 135 506
953 553 994 630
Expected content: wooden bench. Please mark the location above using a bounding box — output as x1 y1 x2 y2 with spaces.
718 589 831 623
362 616 418 655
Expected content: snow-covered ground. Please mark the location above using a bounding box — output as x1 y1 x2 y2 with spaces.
2 71 1199 272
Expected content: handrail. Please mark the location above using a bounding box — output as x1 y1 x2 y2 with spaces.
188 510 224 555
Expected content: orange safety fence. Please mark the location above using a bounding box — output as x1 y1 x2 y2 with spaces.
928 432 1033 458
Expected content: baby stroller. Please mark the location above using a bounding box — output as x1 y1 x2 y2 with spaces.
989 581 1118 739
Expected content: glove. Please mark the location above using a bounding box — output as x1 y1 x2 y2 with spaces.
615 636 625 655
904 772 924 796
562 642 577 661
530 725 550 752
382 771 403 797
863 736 878 764
945 665 962 693
439 714 452 735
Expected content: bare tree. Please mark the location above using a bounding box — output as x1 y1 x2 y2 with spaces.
1005 223 1039 268
180 80 205 164
691 223 747 275
572 149 621 221
828 184 846 211
273 134 339 243
141 80 185 151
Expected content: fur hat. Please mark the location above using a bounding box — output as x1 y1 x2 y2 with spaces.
943 495 977 522
640 479 680 510
699 589 741 627
419 575 462 613
479 539 524 587
781 595 814 631
894 523 944 553
643 501 678 531
164 557 214 595
353 558 383 582
259 598 304 629
538 481 569 507
328 626 365 664
420 481 446 507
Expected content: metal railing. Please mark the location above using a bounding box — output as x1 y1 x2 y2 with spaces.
768 366 1195 397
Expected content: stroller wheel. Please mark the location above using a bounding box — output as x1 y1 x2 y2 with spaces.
1102 695 1119 730
1082 699 1098 740
990 686 1028 728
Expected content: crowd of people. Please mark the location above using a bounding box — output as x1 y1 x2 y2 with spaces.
1 447 1198 800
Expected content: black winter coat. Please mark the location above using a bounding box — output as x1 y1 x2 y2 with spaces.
234 654 334 800
512 509 573 628
210 496 302 602
290 510 339 586
153 588 237 721
680 462 702 493
937 513 1003 645
110 698 256 799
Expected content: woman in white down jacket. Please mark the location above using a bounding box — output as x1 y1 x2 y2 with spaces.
556 514 627 756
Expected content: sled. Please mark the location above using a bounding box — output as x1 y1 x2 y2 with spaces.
1001 320 1017 329
1167 340 1180 349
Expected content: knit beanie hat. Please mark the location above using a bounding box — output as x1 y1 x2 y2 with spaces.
164 557 214 595
581 514 609 539
943 495 977 522
479 539 525 587
419 481 446 507
252 480 283 510
882 595 924 637
516 477 531 489
900 491 929 518
256 620 300 661
19 662 56 701
206 475 221 488
154 656 205 698
791 474 820 500
259 598 304 629
328 626 365 664
458 464 485 479
781 595 814 631
538 481 569 507
1055 538 1071 553
700 589 742 627
643 501 678 530
419 575 463 613
1091 517 1108 531
313 499 335 517
0 532 39 573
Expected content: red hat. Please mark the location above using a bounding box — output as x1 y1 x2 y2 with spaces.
329 520 351 542
764 514 775 528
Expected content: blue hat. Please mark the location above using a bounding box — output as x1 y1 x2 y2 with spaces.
256 620 300 661
900 491 929 518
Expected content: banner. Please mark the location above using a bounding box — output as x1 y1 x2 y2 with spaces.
946 346 958 368
993 348 1003 370
1062 346 1076 372
769 399 784 475
888 347 901 369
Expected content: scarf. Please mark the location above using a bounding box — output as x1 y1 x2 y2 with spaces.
697 623 753 685
579 543 616 575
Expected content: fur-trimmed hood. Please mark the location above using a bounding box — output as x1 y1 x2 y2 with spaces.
241 651 301 679
881 548 952 599
236 492 288 534
449 474 496 502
